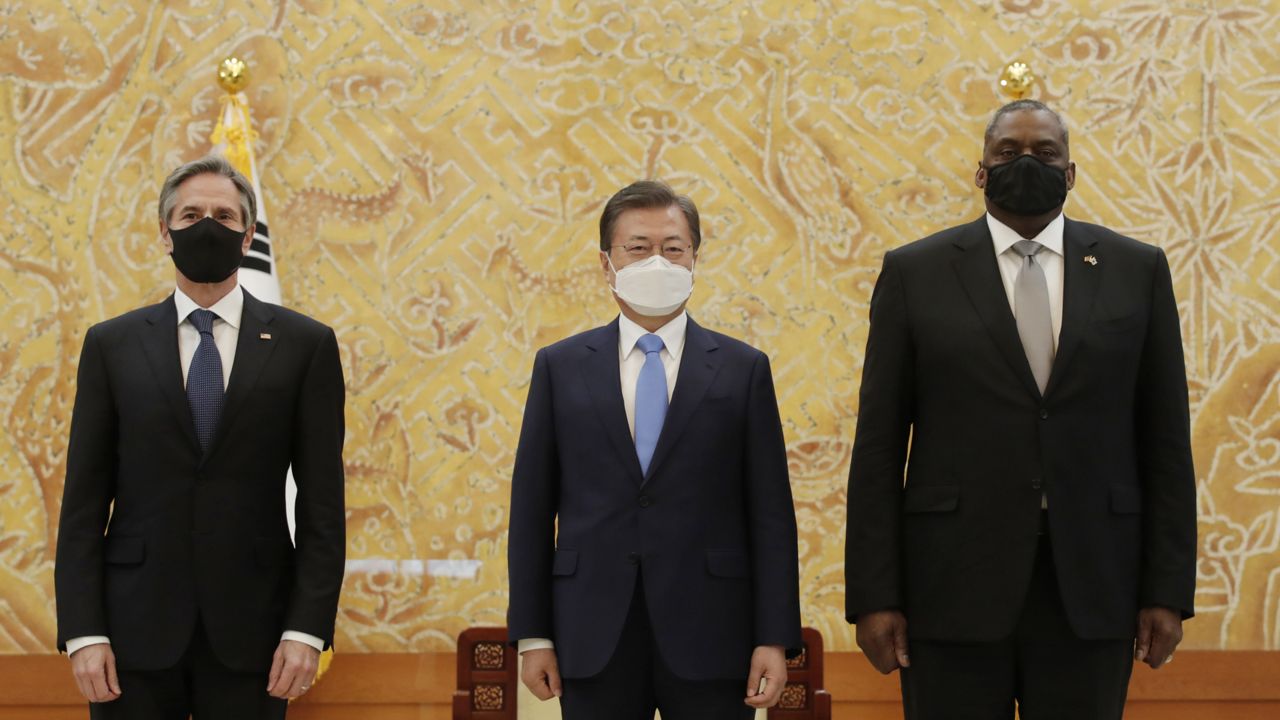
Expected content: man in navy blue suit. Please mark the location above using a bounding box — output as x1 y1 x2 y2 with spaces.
507 181 802 719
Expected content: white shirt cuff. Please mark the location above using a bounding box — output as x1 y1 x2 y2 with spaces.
281 631 326 652
66 636 110 656
518 638 555 654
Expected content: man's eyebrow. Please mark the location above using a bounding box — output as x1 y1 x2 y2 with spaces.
177 202 238 211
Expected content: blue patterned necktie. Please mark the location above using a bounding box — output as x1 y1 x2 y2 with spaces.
634 333 668 475
187 309 225 452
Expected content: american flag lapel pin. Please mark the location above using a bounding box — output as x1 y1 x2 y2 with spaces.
260 332 272 340
1084 255 1098 266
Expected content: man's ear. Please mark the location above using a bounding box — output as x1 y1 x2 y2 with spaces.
242 227 254 255
1065 161 1076 191
600 251 613 285
974 162 988 189
160 221 173 254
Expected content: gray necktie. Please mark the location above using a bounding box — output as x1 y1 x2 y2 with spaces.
1012 240 1054 394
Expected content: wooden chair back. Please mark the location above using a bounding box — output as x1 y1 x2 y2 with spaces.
768 627 833 719
453 627 518 720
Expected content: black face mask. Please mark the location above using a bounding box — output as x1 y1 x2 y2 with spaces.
983 154 1068 216
168 217 246 283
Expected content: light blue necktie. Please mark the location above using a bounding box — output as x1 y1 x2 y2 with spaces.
187 309 225 452
634 333 668 475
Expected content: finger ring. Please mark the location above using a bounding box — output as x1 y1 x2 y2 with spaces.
1164 655 1173 664
301 685 311 691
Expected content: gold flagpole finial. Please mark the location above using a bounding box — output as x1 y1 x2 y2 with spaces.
217 57 250 93
998 61 1035 100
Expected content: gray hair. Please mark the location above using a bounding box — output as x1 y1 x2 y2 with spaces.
984 99 1070 150
157 155 256 229
598 180 701 253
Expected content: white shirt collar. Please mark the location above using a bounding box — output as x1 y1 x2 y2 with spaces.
618 311 688 363
986 212 1065 258
174 284 244 330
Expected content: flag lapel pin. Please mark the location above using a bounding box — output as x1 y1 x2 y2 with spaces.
1084 255 1098 266
260 332 272 340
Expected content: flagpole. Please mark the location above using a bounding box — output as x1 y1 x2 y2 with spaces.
213 57 281 304
210 57 331 684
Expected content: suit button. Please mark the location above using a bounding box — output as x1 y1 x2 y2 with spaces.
1031 478 1042 490
638 495 652 508
1039 409 1049 420
627 552 640 564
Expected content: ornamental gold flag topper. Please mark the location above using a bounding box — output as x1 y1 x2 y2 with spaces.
999 61 1035 100
217 56 250 94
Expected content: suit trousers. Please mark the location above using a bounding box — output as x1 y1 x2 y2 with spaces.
900 532 1134 720
88 616 287 720
559 576 754 720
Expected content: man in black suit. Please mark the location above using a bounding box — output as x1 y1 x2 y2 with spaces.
844 101 1197 719
507 181 802 719
55 156 346 719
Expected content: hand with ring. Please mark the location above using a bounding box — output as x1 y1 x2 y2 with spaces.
267 640 321 699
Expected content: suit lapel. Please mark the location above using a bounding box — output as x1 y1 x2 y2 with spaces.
580 320 645 485
951 217 1043 400
643 318 720 484
206 291 278 458
1043 218 1102 398
140 296 201 454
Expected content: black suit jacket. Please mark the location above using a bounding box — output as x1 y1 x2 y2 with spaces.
507 317 802 680
55 290 346 672
845 216 1196 642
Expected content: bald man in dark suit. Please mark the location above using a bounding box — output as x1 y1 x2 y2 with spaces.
845 101 1196 720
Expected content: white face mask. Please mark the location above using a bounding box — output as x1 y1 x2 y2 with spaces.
607 254 694 317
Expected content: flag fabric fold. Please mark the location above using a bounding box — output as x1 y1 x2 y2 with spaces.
211 91 281 305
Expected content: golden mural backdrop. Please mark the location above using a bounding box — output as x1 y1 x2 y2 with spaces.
1 0 1278 654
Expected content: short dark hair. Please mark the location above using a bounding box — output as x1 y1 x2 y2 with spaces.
158 155 256 229
984 99 1070 150
598 180 701 253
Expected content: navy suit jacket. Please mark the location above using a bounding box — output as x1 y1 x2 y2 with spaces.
845 216 1197 642
507 316 802 680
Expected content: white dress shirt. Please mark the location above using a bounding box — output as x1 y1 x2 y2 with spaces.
518 312 689 655
619 311 687 438
987 212 1065 349
988 213 1063 510
66 285 325 656
175 284 243 388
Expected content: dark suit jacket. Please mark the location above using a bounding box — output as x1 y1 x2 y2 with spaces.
55 290 346 672
845 216 1196 642
507 317 802 680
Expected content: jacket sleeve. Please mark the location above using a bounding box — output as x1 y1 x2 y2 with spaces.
286 327 347 646
55 326 118 650
845 251 914 623
1134 249 1197 618
506 348 560 645
744 351 803 655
